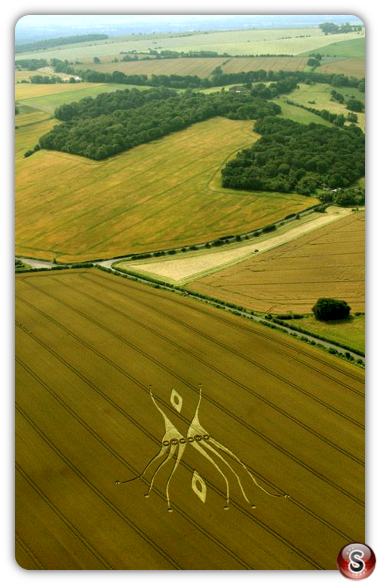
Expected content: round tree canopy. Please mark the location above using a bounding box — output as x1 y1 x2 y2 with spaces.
312 298 351 321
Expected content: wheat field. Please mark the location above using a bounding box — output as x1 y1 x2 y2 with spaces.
16 269 364 569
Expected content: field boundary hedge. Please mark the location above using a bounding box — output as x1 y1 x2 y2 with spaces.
268 317 365 357
98 265 364 367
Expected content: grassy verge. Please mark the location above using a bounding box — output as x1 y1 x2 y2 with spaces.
286 314 365 355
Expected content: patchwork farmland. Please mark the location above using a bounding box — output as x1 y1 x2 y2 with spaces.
14 15 366 572
16 269 364 570
15 116 317 262
86 56 310 79
190 212 365 314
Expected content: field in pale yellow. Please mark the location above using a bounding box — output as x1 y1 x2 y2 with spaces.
190 212 365 314
15 116 317 262
16 269 364 569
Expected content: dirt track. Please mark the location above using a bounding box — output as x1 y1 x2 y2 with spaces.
123 207 351 284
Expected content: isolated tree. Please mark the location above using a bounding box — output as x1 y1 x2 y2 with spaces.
312 298 351 321
346 98 364 113
93 57 101 64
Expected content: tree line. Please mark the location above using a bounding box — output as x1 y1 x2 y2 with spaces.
37 89 280 160
221 117 364 194
15 34 109 54
319 22 363 34
29 74 78 84
16 57 365 95
285 99 349 126
210 68 365 91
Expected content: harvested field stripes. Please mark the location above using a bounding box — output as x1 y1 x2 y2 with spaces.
16 356 323 570
53 276 364 465
15 360 257 570
14 299 310 502
15 347 321 572
190 212 365 315
16 404 183 570
16 463 113 570
16 271 364 568
90 272 364 396
77 272 364 428
15 532 45 570
86 271 364 388
16 277 364 508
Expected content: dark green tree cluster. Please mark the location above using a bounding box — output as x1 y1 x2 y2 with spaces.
312 298 351 320
210 68 364 91
30 74 67 84
221 117 364 194
54 87 177 121
49 59 211 88
331 89 345 104
38 90 280 160
319 187 365 206
346 98 364 112
15 58 49 70
250 76 299 99
82 68 211 89
319 22 362 34
307 53 322 67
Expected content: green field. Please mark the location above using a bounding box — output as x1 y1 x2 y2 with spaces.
283 83 365 130
15 82 146 114
271 98 333 126
303 37 365 58
294 315 365 354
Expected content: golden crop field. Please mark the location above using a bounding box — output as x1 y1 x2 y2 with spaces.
87 56 309 78
88 57 227 78
15 117 317 262
15 82 139 115
15 269 364 570
318 58 365 79
190 212 365 314
72 54 364 80
15 82 103 100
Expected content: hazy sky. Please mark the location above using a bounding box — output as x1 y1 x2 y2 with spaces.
18 14 359 26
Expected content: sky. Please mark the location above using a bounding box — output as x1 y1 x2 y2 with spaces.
18 14 360 27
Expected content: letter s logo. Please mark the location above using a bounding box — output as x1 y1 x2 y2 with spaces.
349 550 365 573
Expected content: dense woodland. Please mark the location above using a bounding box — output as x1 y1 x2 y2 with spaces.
38 89 280 160
20 53 365 194
221 117 365 194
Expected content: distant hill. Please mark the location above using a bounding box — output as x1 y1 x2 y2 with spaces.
15 15 364 45
15 34 109 54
